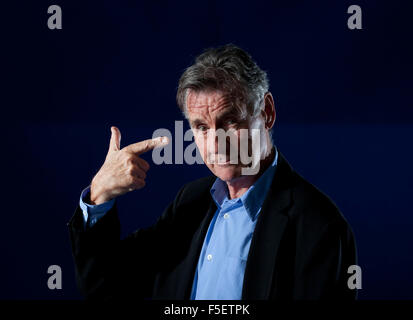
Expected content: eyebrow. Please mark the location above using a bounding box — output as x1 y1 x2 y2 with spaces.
189 109 244 128
189 118 206 128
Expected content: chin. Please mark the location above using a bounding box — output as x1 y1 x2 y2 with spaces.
211 164 241 182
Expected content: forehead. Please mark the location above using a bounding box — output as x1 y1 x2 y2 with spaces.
186 90 238 117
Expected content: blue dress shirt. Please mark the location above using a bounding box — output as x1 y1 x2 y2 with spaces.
79 148 278 299
190 148 278 299
79 187 115 227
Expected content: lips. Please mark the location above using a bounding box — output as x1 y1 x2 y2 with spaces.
215 160 232 165
208 154 238 165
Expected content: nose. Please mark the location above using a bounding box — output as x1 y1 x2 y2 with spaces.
206 128 226 154
204 128 218 154
208 128 238 159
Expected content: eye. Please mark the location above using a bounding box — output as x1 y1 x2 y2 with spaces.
196 125 208 132
225 118 238 126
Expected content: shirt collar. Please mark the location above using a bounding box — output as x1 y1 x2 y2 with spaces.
210 146 279 221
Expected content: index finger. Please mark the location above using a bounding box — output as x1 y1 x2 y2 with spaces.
123 136 169 155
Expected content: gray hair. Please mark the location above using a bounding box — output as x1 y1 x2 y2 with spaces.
176 44 269 119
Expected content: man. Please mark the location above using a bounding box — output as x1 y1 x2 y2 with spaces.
68 44 357 300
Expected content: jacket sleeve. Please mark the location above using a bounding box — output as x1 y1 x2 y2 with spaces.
67 186 186 301
293 218 358 300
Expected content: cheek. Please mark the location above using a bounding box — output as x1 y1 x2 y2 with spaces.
247 120 266 143
194 135 208 156
195 132 215 153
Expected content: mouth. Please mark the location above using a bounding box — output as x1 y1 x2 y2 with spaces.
208 154 238 165
215 161 233 166
213 157 239 167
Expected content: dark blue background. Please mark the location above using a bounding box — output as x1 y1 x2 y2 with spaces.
2 0 412 299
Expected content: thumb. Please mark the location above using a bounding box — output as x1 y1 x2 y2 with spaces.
109 126 121 152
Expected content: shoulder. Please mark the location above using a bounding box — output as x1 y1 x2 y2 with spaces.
273 151 346 226
174 175 216 206
287 169 351 233
274 150 349 231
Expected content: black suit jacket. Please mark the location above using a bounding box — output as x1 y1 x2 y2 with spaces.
68 150 357 300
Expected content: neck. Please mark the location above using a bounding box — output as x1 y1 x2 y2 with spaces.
226 147 275 199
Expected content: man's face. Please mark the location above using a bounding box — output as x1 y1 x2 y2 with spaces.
186 90 268 182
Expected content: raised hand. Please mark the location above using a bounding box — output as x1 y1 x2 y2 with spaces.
89 126 169 205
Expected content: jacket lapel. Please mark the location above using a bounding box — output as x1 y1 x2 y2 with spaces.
175 199 217 299
175 151 295 300
242 151 294 299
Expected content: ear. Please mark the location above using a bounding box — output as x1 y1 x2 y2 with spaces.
262 92 276 130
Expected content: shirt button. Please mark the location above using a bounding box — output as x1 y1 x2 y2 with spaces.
207 254 213 261
223 213 229 219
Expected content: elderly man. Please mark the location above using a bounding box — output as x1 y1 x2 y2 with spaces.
68 44 357 300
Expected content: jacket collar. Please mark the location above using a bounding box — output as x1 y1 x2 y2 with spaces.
241 150 294 299
177 149 295 300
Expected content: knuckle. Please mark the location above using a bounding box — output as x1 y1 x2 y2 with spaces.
135 168 145 179
143 161 150 170
127 166 135 175
130 176 138 185
131 178 142 188
122 153 134 165
126 174 135 184
125 157 133 166
138 158 150 171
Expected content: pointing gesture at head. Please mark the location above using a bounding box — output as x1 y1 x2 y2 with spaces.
90 126 169 205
